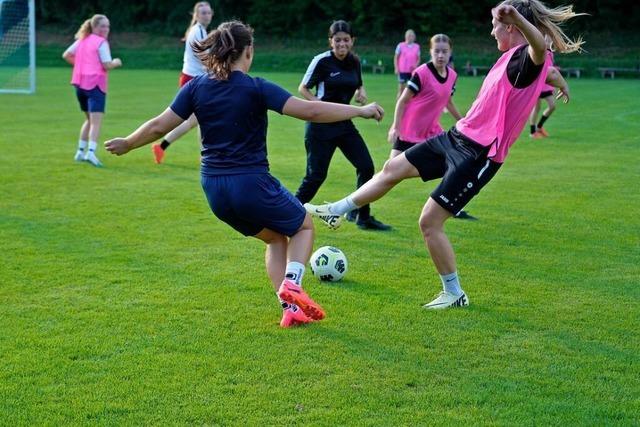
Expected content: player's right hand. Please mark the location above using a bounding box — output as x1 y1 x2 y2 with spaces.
113 58 122 67
105 138 131 155
361 102 384 122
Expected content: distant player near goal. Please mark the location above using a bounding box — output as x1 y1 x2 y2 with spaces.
63 14 122 167
306 0 581 310
151 1 213 164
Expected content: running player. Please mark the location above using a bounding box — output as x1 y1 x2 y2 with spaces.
151 1 213 164
295 20 391 231
63 14 122 167
105 21 384 327
306 0 579 310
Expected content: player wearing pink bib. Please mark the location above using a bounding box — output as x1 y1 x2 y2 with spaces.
394 30 421 99
529 44 559 138
388 34 475 221
63 14 122 167
306 0 581 310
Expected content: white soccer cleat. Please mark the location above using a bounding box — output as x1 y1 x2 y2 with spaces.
423 291 469 310
74 150 85 161
84 151 103 167
304 203 342 230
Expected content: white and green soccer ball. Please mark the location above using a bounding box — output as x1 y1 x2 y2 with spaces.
310 246 348 282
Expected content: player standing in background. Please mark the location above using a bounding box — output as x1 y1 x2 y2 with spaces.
306 0 579 310
105 21 385 328
529 38 558 138
151 1 213 164
295 20 391 231
63 14 122 167
394 29 421 99
387 33 476 220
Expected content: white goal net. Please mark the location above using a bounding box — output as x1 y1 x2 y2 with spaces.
0 0 35 94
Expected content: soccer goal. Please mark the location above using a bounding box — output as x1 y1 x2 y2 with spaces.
0 0 35 94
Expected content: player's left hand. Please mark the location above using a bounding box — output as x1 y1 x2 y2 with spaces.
105 138 131 155
492 4 520 25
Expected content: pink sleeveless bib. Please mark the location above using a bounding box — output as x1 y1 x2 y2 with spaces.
71 34 108 93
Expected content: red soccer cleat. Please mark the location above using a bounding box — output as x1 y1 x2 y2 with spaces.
152 143 165 164
280 305 313 328
538 127 549 137
277 280 325 321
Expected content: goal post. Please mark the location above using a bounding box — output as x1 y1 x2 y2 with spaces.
0 0 35 94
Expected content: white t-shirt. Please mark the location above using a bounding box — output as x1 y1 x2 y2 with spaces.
64 39 113 63
182 23 208 77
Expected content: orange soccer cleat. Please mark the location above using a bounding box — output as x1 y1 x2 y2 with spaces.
277 280 325 321
280 305 313 328
152 143 165 164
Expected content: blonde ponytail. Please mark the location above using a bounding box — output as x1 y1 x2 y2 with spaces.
502 0 587 53
74 14 107 40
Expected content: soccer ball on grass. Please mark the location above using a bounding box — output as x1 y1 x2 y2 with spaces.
309 246 348 282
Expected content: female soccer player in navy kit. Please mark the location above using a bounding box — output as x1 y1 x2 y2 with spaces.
105 21 384 328
295 20 391 231
306 0 579 310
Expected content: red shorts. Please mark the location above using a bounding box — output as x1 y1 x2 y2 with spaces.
179 72 195 87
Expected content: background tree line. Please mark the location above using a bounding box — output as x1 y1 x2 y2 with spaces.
36 0 639 40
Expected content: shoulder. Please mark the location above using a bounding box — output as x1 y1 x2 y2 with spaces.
311 51 332 64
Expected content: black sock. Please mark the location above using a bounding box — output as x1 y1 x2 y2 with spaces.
530 124 536 134
160 139 171 150
537 114 549 129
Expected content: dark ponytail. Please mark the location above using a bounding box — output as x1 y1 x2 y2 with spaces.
193 20 254 80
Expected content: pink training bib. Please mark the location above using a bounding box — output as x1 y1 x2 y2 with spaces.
456 45 551 163
396 42 420 73
71 34 108 93
398 64 457 143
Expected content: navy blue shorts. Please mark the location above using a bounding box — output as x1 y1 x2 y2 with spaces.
201 173 306 237
75 86 106 113
398 72 412 83
404 127 502 215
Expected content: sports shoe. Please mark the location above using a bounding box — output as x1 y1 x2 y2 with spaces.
538 127 549 137
344 209 357 222
423 291 469 310
356 216 391 231
304 203 342 230
152 143 165 164
278 280 325 321
454 210 478 221
74 150 85 162
530 131 545 139
84 151 103 167
280 304 313 328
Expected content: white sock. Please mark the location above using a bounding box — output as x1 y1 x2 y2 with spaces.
440 272 463 296
285 261 305 285
77 140 88 151
329 196 357 215
88 141 98 153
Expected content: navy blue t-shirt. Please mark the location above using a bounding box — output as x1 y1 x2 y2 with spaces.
170 71 292 176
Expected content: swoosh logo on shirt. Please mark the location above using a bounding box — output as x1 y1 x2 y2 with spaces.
330 72 341 77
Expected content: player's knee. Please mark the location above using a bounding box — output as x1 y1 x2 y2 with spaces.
418 212 443 239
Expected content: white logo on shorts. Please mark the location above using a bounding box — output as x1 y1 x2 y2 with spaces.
439 195 450 203
467 182 474 189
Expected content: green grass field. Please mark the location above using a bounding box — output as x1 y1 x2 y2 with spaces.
1 68 639 425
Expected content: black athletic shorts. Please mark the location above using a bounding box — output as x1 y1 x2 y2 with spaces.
392 138 416 152
404 127 502 215
539 90 554 99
